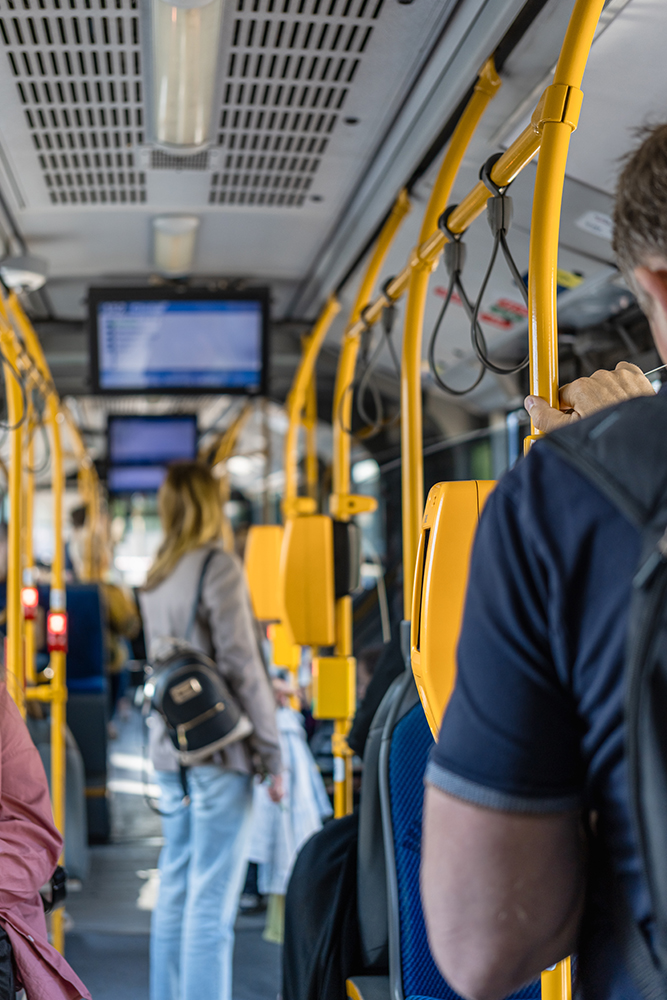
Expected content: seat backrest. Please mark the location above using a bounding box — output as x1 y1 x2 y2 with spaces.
411 480 495 740
380 695 541 1000
357 670 408 972
56 584 105 693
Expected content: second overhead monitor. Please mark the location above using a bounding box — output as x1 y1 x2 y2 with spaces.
107 414 198 494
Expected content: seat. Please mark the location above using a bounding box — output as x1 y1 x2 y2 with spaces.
28 717 89 880
44 584 110 842
378 679 540 1000
347 672 413 1000
411 480 495 739
357 671 408 971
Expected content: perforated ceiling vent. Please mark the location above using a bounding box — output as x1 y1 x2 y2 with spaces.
151 149 210 171
208 0 384 207
0 0 386 210
0 0 146 206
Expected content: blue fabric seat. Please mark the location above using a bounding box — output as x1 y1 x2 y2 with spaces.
35 584 106 690
384 693 540 1000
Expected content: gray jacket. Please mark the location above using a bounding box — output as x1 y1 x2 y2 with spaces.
140 544 282 777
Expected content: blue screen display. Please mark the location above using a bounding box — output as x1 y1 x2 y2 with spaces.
107 465 169 493
108 416 197 466
97 299 264 391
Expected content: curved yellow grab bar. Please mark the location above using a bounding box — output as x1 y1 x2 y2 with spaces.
401 58 501 616
283 295 341 518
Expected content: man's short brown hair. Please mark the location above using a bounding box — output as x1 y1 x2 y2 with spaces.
614 124 667 288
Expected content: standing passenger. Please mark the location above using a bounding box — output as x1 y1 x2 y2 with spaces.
421 124 667 1000
140 462 283 1000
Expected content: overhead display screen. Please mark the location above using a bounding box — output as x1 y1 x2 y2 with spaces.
108 415 198 466
107 415 198 494
107 465 170 494
89 288 268 395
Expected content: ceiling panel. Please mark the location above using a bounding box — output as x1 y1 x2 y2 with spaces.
0 0 453 288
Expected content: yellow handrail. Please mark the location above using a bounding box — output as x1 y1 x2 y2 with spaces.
0 315 25 715
23 403 36 686
303 368 319 504
527 0 605 418
331 189 411 512
329 188 412 818
524 0 605 990
7 293 68 955
400 59 501 616
61 402 102 581
283 295 341 518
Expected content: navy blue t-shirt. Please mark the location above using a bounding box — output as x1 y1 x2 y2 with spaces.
427 430 652 1000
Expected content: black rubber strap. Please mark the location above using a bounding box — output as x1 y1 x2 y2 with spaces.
185 549 217 642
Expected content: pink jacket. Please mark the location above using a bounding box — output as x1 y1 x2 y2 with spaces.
0 683 90 1000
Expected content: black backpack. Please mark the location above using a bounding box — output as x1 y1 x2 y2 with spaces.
544 392 667 999
146 549 253 765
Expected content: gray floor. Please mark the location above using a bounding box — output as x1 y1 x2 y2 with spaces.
64 707 281 1000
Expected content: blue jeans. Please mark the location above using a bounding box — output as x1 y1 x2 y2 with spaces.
150 767 253 1000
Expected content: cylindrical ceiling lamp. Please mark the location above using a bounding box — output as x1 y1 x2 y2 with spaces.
153 216 200 275
152 0 224 149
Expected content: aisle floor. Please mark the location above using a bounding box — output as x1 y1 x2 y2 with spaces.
64 709 281 1000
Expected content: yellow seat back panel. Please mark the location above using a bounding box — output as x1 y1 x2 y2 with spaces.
411 480 495 739
244 524 284 620
280 514 336 647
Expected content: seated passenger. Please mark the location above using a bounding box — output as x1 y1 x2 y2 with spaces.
140 462 283 1000
421 124 667 1000
0 682 90 1000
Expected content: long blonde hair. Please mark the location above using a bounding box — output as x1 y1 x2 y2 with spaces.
145 462 223 590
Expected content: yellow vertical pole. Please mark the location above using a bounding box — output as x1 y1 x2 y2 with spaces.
329 190 411 818
283 295 340 518
0 324 25 713
6 293 67 953
24 408 37 686
400 59 501 618
526 0 605 436
523 0 605 995
47 397 67 955
303 367 319 504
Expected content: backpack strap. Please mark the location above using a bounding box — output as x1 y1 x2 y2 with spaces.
541 393 667 534
542 393 667 1000
184 549 217 643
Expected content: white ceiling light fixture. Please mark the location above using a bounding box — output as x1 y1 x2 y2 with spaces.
152 0 224 150
0 254 48 292
153 216 200 276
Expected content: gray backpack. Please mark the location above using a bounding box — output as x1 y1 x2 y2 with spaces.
146 550 253 766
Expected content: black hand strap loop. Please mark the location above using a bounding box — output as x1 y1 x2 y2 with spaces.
467 155 530 377
337 282 401 439
428 204 485 397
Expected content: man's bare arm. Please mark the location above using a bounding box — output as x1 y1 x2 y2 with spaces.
524 361 655 434
421 786 586 1000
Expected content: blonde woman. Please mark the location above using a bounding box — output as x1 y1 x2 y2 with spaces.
140 462 283 1000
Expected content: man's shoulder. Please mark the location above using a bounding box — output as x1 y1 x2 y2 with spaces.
496 432 619 517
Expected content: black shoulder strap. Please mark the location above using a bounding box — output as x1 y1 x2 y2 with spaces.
541 393 667 533
184 549 217 642
543 394 667 1000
